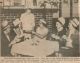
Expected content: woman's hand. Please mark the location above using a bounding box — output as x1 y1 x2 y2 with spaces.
62 35 67 40
8 40 16 47
51 34 60 40
8 35 21 47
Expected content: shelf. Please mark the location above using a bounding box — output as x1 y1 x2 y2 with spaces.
2 6 59 10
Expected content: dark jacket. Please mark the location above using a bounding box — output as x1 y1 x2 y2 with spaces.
1 29 16 56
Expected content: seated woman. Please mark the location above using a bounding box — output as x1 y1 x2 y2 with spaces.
51 17 69 56
66 18 79 48
32 19 49 45
20 9 35 40
1 20 11 56
52 17 67 43
9 9 35 46
1 19 16 56
9 18 24 47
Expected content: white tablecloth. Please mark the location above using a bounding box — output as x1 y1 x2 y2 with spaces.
11 39 59 57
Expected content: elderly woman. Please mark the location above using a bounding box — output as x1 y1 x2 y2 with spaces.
52 17 67 47
20 9 35 40
31 18 49 45
1 20 11 56
8 18 24 47
1 19 16 56
20 9 35 32
66 18 79 48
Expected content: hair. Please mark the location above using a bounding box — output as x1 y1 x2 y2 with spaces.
25 8 32 13
56 20 64 27
38 20 47 27
42 22 47 27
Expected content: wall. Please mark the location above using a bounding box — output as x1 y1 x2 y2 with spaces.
61 0 70 17
72 0 79 17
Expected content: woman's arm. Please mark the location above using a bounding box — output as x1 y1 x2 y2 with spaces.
51 34 60 40
32 31 47 39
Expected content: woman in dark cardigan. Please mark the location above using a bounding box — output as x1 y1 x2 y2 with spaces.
1 20 16 56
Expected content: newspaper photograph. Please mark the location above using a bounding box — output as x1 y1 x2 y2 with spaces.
0 0 80 63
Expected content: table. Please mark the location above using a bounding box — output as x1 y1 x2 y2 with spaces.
11 39 59 57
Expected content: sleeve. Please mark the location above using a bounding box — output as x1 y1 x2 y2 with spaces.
31 14 35 27
20 14 24 22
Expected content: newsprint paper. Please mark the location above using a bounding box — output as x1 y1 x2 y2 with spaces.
0 0 80 63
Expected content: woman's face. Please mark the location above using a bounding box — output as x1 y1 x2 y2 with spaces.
56 22 62 29
39 22 43 27
68 22 74 30
5 25 10 34
25 9 31 14
56 22 63 32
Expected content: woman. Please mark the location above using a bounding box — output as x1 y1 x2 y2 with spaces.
20 9 35 40
33 19 48 40
65 18 79 56
52 17 67 47
20 9 35 32
66 18 79 48
1 19 16 56
51 17 69 56
9 18 24 47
